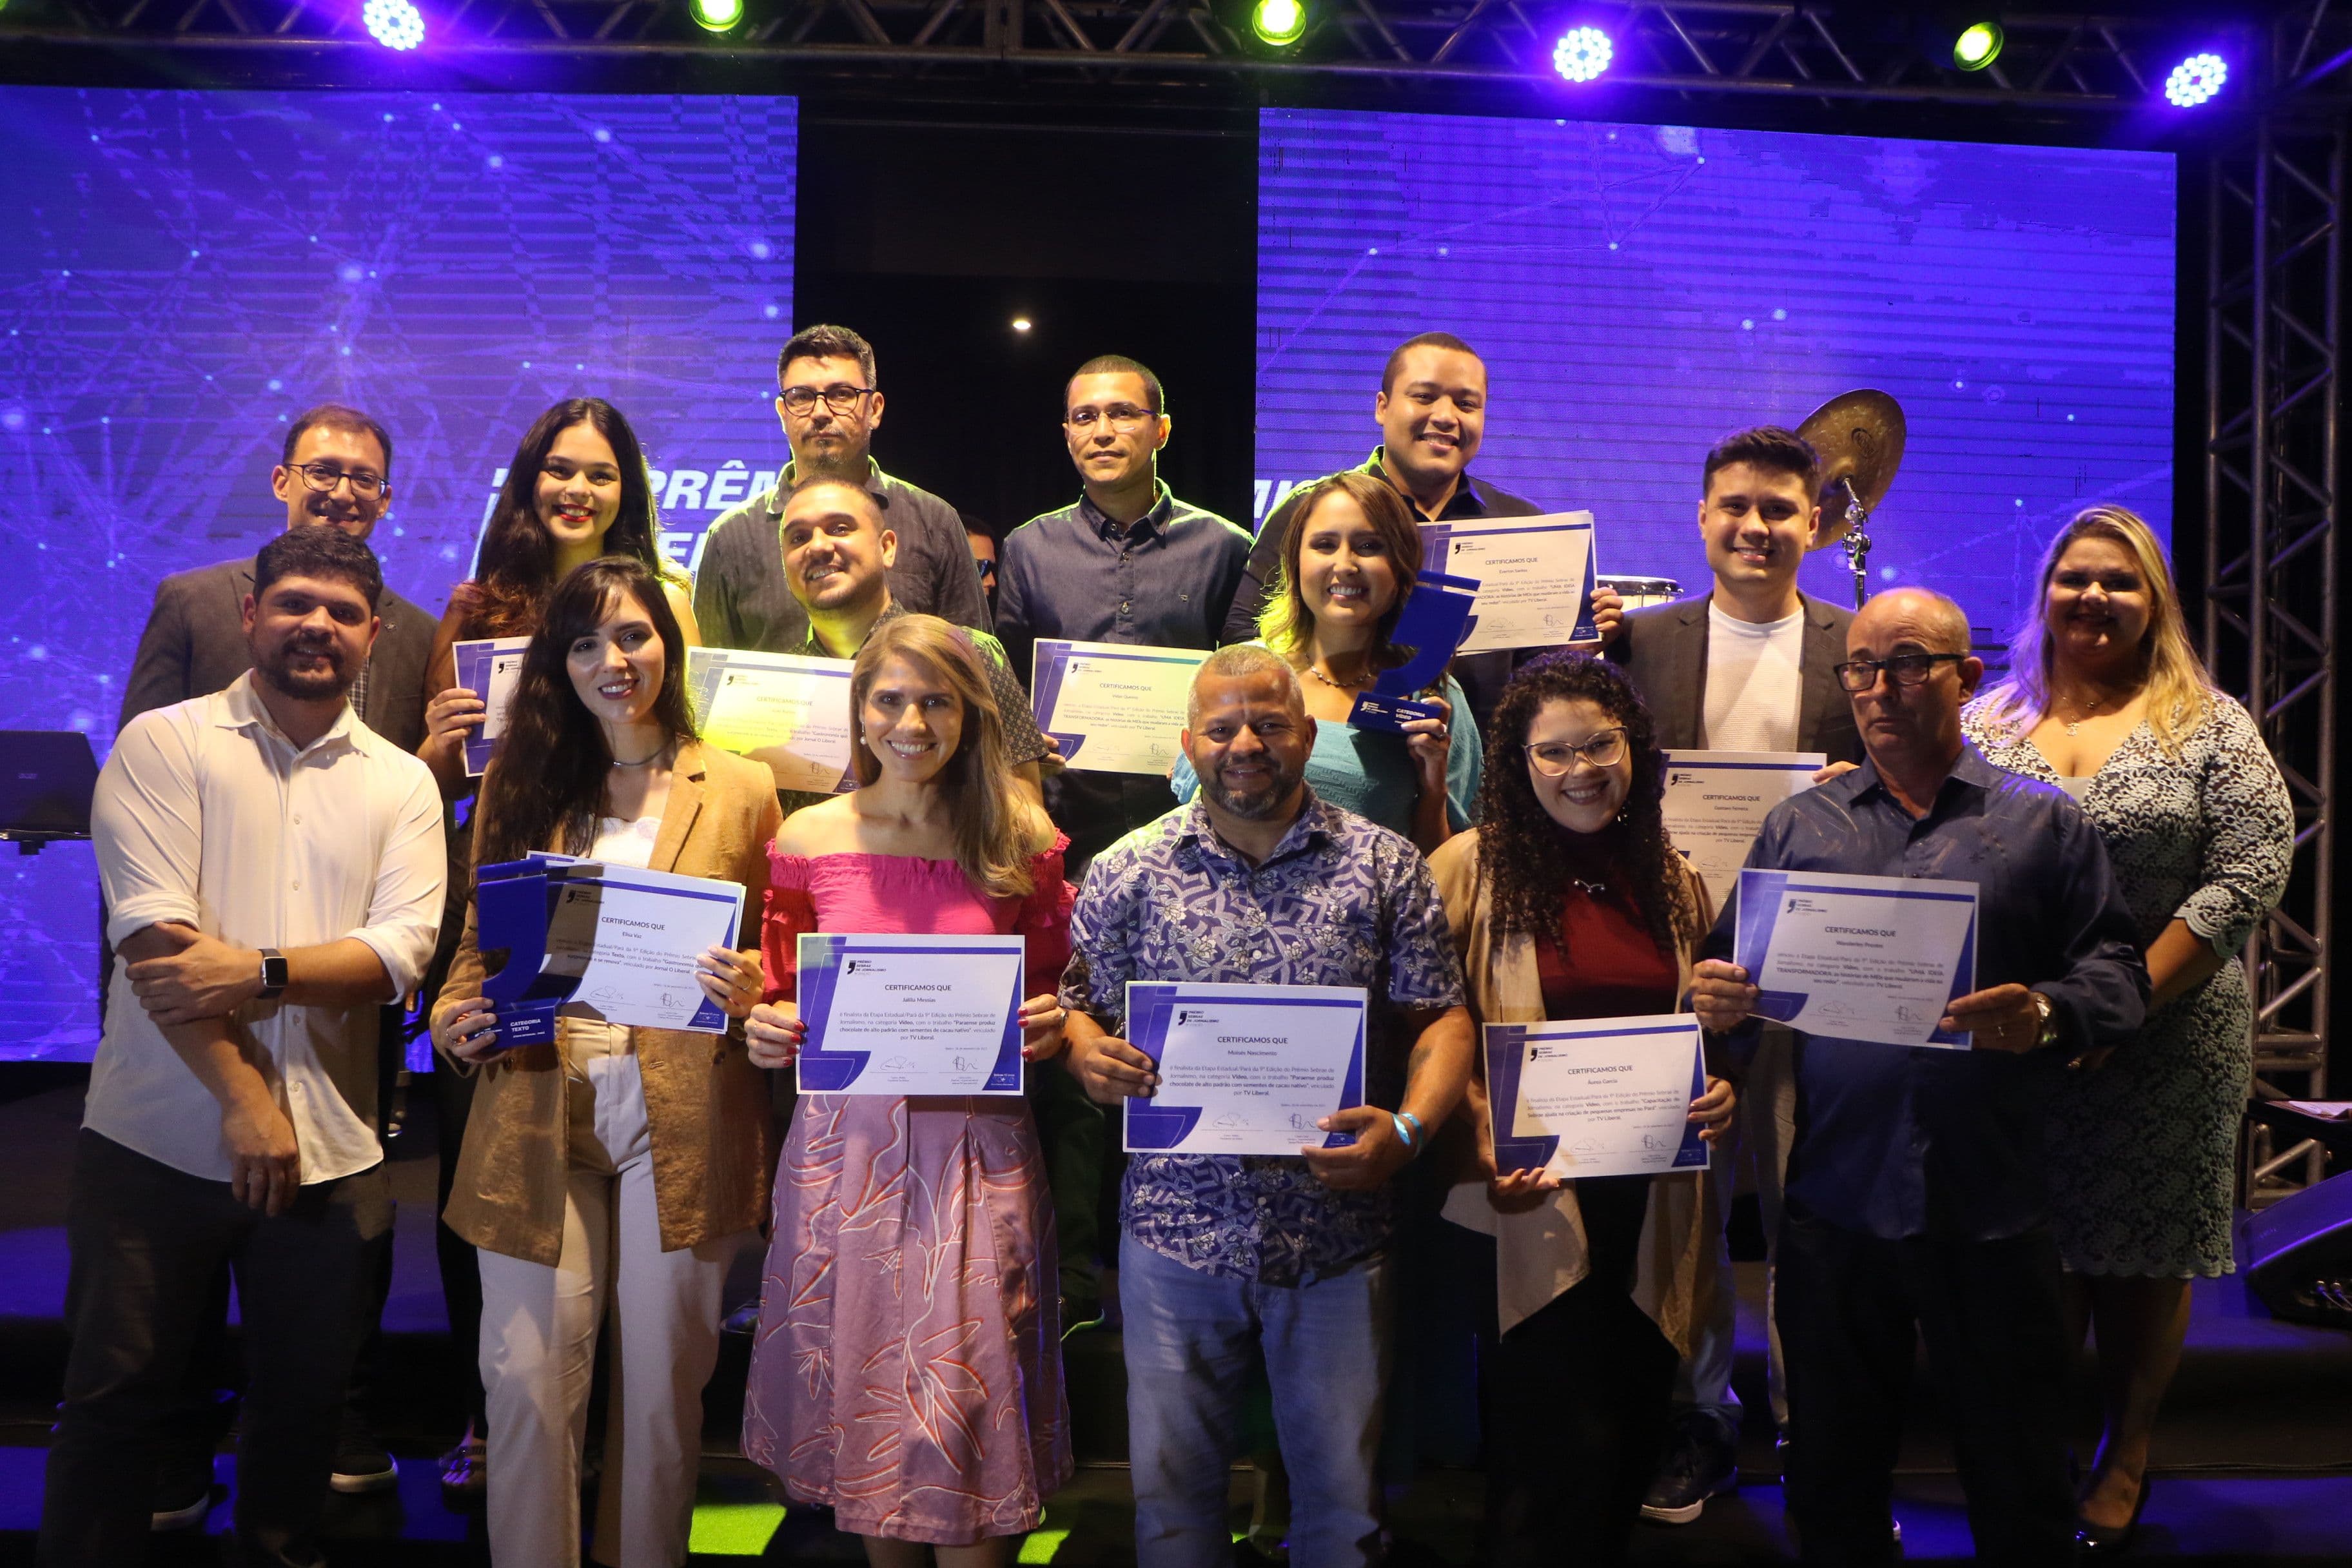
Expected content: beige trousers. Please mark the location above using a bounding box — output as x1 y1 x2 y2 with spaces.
475 1024 750 1568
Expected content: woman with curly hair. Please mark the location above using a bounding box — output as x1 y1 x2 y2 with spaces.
1428 652 1735 1567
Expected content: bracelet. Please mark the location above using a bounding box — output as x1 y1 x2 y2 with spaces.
1390 1112 1420 1157
1398 1110 1427 1145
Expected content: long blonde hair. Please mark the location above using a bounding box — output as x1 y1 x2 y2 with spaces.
848 614 1035 899
1973 504 2213 755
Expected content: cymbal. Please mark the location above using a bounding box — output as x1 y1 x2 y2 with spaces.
1796 389 1906 548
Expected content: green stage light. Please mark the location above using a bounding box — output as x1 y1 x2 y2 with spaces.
1251 0 1307 48
1953 21 2003 71
692 0 745 32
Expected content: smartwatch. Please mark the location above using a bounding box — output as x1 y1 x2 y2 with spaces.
2029 990 2060 1051
258 947 289 1001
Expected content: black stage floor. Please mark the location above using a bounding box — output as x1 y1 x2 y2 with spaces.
3 1070 2349 1564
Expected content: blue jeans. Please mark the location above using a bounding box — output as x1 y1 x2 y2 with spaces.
1119 1233 1391 1568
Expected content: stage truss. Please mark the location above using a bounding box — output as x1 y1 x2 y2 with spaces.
2209 5 2346 1205
0 0 2286 108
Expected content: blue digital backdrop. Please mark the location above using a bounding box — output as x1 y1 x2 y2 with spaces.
1255 108 2177 627
0 88 796 1059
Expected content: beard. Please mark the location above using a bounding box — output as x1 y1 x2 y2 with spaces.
1202 758 1301 821
793 427 872 482
256 637 353 702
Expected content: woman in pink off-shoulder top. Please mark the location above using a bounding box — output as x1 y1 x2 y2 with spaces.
740 612 1075 1566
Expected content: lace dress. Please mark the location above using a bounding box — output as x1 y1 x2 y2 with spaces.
1961 698 2293 1277
741 839 1077 1544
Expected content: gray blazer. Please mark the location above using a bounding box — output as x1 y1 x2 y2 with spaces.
119 554 436 752
1610 590 1862 764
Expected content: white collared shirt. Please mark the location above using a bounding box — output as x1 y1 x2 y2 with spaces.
88 672 446 1184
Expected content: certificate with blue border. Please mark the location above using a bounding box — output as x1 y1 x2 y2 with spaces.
1733 868 1978 1048
1661 750 1827 890
1419 511 1599 652
1031 640 1210 775
453 636 531 777
543 863 745 1035
687 647 858 795
794 934 1025 1096
1123 982 1367 1155
1486 1015 1710 1180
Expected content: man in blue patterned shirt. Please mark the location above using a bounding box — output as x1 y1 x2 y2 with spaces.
1061 645 1473 1568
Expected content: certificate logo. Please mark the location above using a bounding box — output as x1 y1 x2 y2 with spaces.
844 958 885 975
1670 770 1699 787
1175 1008 1212 1026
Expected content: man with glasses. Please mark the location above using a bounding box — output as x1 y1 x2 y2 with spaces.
694 323 990 653
994 354 1253 869
1689 587 2146 1565
122 404 433 749
1605 425 1860 1525
117 404 435 1518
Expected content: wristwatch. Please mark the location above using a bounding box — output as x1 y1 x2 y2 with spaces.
257 948 289 1001
2028 990 2060 1051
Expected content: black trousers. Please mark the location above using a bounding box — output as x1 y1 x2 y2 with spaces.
1480 1175 1678 1568
431 1055 489 1429
1775 1206 2075 1566
39 1130 392 1568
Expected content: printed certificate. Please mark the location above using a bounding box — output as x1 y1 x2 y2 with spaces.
1487 1014 1710 1181
1661 750 1827 890
541 863 747 1035
1733 868 1978 1048
1031 640 1210 776
794 934 1025 1097
1122 982 1367 1157
686 647 858 795
1420 511 1600 653
453 636 531 777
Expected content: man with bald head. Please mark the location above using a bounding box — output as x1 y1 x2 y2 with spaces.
1686 587 2146 1564
1061 646 1473 1568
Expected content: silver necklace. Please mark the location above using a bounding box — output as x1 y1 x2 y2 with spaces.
612 741 669 768
1306 662 1373 691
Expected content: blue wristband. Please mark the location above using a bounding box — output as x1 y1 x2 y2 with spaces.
1398 1110 1427 1144
1390 1112 1419 1155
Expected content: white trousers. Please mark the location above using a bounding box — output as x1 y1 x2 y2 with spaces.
476 1035 749 1568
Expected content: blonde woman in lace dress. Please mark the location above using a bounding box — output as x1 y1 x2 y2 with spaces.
1963 505 2292 1553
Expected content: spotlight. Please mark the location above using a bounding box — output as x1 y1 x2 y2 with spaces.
1952 21 2002 72
1011 317 1033 333
1251 0 1306 48
2164 52 2230 108
362 0 425 49
1552 25 1612 83
690 0 743 32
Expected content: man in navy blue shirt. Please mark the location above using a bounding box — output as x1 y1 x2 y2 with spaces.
1692 586 2146 1565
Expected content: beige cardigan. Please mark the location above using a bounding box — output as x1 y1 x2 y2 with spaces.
1427 828 1721 1351
436 741 783 1266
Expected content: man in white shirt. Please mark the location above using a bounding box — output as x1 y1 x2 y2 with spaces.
1607 426 1861 1525
41 527 445 1568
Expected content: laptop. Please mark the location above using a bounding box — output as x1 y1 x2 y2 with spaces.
0 730 101 839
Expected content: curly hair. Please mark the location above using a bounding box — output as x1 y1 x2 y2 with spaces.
1473 652 1698 956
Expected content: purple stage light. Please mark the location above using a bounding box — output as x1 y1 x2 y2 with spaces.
1552 25 1612 84
363 0 426 50
2164 52 2228 108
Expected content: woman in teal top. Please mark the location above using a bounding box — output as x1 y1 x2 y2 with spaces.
1172 469 1479 850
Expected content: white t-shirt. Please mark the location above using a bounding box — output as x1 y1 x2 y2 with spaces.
1703 601 1806 752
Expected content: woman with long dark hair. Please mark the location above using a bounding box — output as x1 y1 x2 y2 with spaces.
430 557 777 1568
1171 469 1478 852
1965 505 2292 1553
738 613 1075 1567
411 397 700 1496
1429 652 1734 1567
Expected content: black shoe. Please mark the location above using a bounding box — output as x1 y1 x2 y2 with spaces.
150 1454 216 1532
329 1418 400 1494
1059 1293 1104 1340
1642 1412 1740 1525
2076 1473 2151 1556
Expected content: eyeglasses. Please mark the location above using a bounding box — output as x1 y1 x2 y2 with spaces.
1065 404 1155 433
286 461 388 499
779 384 875 417
1525 729 1627 776
1834 652 1969 692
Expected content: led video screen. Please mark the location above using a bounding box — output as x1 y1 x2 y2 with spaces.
0 88 796 1059
1255 107 2177 631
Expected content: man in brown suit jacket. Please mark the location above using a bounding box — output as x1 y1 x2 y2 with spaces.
115 403 435 1522
119 405 434 743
